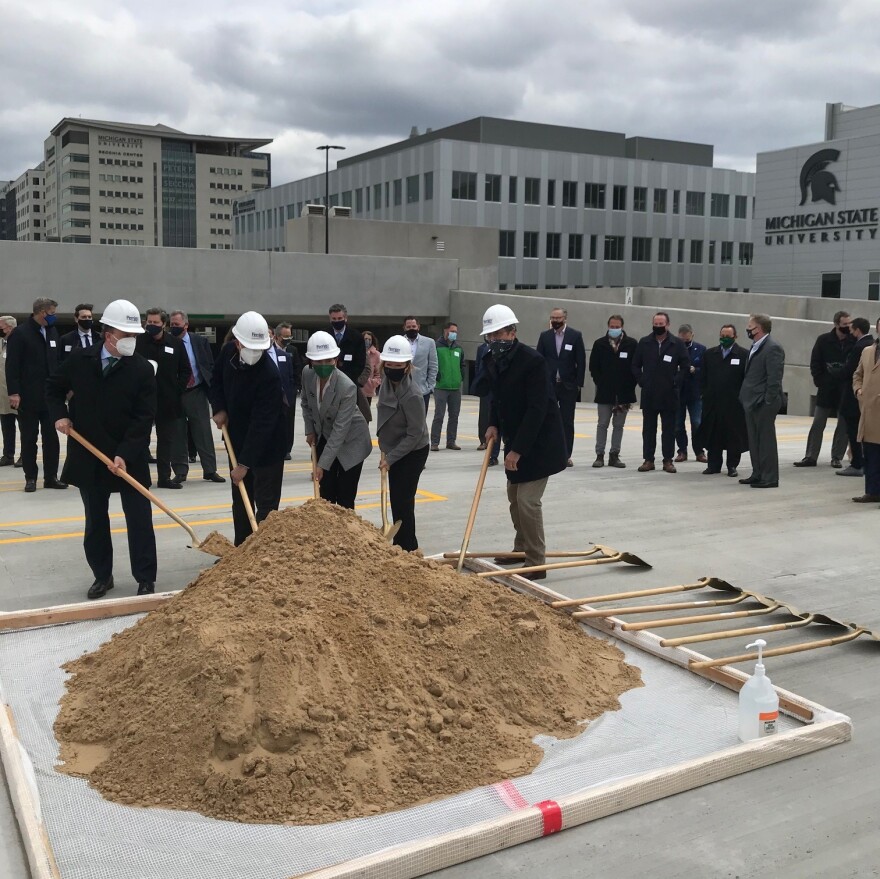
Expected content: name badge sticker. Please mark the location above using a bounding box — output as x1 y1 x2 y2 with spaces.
663 354 672 362
619 352 628 359
344 354 353 361
731 358 741 365
278 355 287 361
65 345 73 352
164 346 174 354
564 344 573 351
50 340 57 347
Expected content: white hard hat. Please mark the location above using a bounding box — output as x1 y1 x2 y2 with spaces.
480 304 519 335
100 299 145 333
306 330 340 360
232 311 271 350
381 335 412 363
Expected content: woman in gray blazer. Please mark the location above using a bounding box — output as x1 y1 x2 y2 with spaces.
376 335 430 551
301 331 373 509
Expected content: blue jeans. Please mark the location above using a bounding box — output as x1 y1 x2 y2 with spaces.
676 397 703 455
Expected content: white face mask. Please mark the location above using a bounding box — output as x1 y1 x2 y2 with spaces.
239 347 263 366
115 336 137 357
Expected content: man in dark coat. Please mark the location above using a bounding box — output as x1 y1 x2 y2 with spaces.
588 313 637 468
210 312 287 546
58 303 97 362
836 317 873 478
535 307 586 466
794 310 853 468
47 299 158 599
474 304 567 579
135 308 191 489
328 303 371 421
275 322 304 459
4 296 67 492
631 312 691 473
697 323 749 477
267 326 298 459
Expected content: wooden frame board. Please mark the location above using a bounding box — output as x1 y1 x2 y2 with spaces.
0 563 852 879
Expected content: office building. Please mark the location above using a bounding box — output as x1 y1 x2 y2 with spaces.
41 118 272 247
6 165 45 242
233 117 755 292
0 181 13 240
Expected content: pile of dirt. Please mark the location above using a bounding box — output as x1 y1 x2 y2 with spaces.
54 500 643 825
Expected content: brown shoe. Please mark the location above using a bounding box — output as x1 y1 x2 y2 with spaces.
637 460 655 472
477 443 487 451
852 494 880 503
674 452 687 463
663 460 677 473
695 453 708 463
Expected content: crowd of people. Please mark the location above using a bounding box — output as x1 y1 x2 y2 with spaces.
3 296 878 598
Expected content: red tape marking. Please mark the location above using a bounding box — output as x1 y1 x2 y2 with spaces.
536 800 562 835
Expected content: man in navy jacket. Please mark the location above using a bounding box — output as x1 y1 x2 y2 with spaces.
675 323 708 463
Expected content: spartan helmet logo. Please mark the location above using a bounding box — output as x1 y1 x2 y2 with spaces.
799 149 841 206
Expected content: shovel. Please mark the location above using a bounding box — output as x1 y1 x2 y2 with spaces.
550 576 735 610
455 443 495 573
220 424 259 536
379 453 401 542
309 444 320 500
476 544 651 580
67 428 233 556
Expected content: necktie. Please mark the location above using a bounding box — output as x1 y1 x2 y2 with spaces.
103 356 118 377
82 334 91 347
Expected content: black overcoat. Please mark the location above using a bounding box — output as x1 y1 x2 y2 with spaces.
45 345 156 491
4 316 60 412
810 329 854 409
839 333 874 420
631 334 690 411
589 334 638 404
135 331 191 422
697 344 749 454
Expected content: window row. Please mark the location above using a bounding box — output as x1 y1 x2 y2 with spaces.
99 206 144 215
98 158 143 168
209 167 243 175
99 238 145 246
99 222 144 231
498 230 754 265
99 174 143 184
209 182 244 190
210 227 232 236
98 190 144 199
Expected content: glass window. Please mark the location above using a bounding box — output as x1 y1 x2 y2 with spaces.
653 189 667 213
509 176 517 203
604 235 625 261
708 240 715 263
677 239 684 263
721 241 733 264
355 188 363 213
585 183 605 209
589 234 597 260
161 139 196 248
547 179 556 206
738 242 754 265
690 240 703 263
485 173 501 202
342 190 352 208
686 191 705 216
869 271 880 301
424 172 434 201
735 195 748 219
568 233 583 260
451 171 477 200
523 231 538 259
499 230 516 257
562 181 577 207
672 190 681 214
524 177 540 205
612 185 627 211
406 175 419 203
658 238 672 262
821 272 842 298
393 179 402 206
710 193 730 218
546 232 561 259
633 186 647 212
631 237 652 261
373 183 382 210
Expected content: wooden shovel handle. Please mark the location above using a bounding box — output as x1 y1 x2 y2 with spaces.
571 594 748 619
310 444 321 500
456 443 494 573
220 424 259 535
620 604 780 632
661 615 815 648
444 549 603 560
379 453 389 530
67 428 198 544
550 579 713 609
476 554 624 577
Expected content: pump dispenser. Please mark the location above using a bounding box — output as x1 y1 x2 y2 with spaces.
737 639 780 742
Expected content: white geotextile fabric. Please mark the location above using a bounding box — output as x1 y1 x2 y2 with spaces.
0 615 800 879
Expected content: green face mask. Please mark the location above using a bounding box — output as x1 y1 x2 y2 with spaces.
719 337 735 348
313 364 335 379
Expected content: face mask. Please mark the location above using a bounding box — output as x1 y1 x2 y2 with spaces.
169 325 184 337
0 329 6 338
78 318 93 331
607 328 623 339
115 336 136 357
145 324 163 337
839 326 851 335
364 338 372 349
550 321 564 331
384 366 406 383
447 332 457 342
331 320 346 332
239 348 262 366
746 328 756 340
489 339 515 359
313 364 334 379
652 325 666 336
719 336 735 348
44 313 57 327
404 329 419 340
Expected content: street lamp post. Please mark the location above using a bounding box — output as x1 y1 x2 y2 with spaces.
316 144 346 254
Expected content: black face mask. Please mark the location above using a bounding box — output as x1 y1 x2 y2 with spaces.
169 326 184 337
550 320 564 331
746 328 756 340
77 318 93 331
652 325 666 336
145 324 163 337
384 367 406 383
489 339 516 360
838 325 851 335
404 329 419 340
330 320 346 332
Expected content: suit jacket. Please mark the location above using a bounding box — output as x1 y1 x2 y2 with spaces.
588 333 638 404
209 342 286 469
135 331 191 422
59 327 98 362
535 326 586 390
839 334 872 420
332 325 369 387
679 340 708 403
697 344 749 454
376 374 429 466
282 342 305 395
739 335 785 412
180 330 215 389
410 333 438 396
4 316 60 412
300 367 372 472
267 344 296 406
853 343 880 443
474 340 567 484
631 333 690 411
46 345 156 491
810 329 853 409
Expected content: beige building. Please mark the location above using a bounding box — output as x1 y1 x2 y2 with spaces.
42 119 271 248
8 164 45 241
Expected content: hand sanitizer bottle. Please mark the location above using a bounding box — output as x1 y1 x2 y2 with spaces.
737 639 780 743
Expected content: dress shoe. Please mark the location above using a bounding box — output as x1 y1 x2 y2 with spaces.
674 452 687 463
695 453 708 463
727 468 739 478
146 455 158 464
0 455 13 467
488 457 499 466
136 581 155 595
702 467 721 475
608 453 626 468
852 494 880 503
750 481 779 488
14 456 22 467
87 576 114 600
477 443 487 451
492 556 519 565
662 460 677 474
284 453 292 461
518 568 547 581
157 479 182 489
830 458 843 469
188 455 197 463
203 473 226 483
24 480 36 493
836 466 863 477
638 460 655 472
172 475 186 484
739 476 758 484
446 443 461 450
430 444 440 452
566 458 574 468
793 458 816 467
44 478 68 489
592 454 605 468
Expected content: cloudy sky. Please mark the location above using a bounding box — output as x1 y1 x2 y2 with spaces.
2 0 880 184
